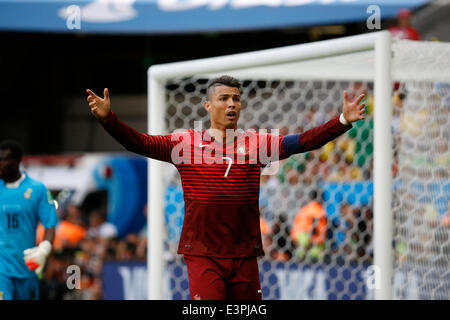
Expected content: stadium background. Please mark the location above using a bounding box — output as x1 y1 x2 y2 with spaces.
0 0 448 300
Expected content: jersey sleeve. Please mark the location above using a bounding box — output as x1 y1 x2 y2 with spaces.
280 114 352 158
297 114 352 152
100 111 175 163
37 184 58 229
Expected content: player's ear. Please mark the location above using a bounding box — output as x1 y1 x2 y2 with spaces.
204 100 211 113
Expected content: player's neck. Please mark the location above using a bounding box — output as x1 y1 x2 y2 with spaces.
209 125 237 144
3 171 23 184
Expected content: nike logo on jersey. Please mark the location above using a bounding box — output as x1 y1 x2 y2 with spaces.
199 143 212 148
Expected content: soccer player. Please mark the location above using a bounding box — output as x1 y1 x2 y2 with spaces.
86 76 365 300
0 140 58 300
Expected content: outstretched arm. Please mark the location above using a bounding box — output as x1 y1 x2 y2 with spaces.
86 88 174 163
281 91 365 157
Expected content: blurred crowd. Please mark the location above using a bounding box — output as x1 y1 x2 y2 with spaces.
258 183 374 267
37 204 147 300
253 88 376 266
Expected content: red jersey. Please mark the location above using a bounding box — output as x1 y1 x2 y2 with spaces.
389 26 420 41
101 111 351 257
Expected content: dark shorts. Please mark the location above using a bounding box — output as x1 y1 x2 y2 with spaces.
184 255 262 300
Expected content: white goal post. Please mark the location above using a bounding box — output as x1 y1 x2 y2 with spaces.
146 31 449 300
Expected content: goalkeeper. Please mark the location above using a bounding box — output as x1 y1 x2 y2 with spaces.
0 140 57 300
87 76 365 300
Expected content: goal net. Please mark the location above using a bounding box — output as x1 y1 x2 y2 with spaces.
147 32 450 300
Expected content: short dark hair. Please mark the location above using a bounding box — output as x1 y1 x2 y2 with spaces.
0 139 23 161
206 75 241 100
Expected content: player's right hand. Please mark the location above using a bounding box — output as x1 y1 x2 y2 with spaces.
23 240 52 275
86 88 111 120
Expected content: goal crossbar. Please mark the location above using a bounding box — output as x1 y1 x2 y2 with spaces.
148 32 380 81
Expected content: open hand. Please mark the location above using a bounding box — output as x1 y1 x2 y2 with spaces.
342 91 366 123
86 88 110 120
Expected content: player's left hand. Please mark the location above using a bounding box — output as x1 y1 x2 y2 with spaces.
23 240 52 275
342 91 366 123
